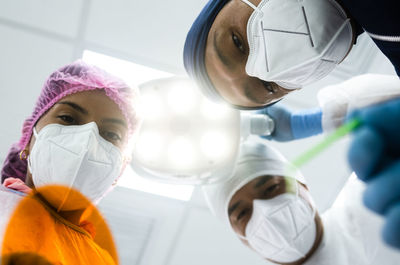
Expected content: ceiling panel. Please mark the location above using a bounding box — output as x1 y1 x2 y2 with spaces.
85 0 208 74
0 0 83 38
99 189 156 265
0 24 75 160
167 207 269 265
99 186 188 265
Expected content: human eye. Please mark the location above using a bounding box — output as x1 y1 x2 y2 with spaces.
57 114 76 125
262 81 277 95
263 183 280 197
236 208 250 221
102 130 122 144
232 33 245 53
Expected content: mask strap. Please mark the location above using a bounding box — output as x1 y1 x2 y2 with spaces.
241 0 259 11
27 154 33 175
237 233 247 240
33 127 38 138
298 183 317 218
27 127 38 175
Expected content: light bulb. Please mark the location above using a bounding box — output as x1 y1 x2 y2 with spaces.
168 137 195 169
167 83 197 114
201 99 230 120
138 92 164 121
136 132 163 162
200 131 231 161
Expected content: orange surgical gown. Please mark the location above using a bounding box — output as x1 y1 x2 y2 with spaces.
1 187 118 265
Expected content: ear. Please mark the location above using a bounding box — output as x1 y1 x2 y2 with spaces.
299 182 309 190
239 236 251 247
20 128 37 161
123 155 132 164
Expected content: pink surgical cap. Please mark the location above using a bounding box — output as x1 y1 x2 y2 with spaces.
1 60 140 183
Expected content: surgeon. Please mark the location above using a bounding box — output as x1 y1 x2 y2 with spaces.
0 60 140 264
184 0 400 109
204 139 400 264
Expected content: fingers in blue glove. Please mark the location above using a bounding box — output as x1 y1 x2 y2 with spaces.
383 203 400 249
350 98 400 150
257 103 323 142
256 104 294 142
348 127 384 181
363 161 400 215
261 134 273 140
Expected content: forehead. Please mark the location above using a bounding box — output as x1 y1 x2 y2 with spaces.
229 175 296 204
59 90 124 118
204 1 266 107
209 0 257 30
229 175 270 202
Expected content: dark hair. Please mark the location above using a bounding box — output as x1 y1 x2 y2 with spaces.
1 144 27 183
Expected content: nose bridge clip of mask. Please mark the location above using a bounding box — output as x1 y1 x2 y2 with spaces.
241 0 260 11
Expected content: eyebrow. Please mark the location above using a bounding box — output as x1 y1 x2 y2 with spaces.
57 101 88 115
58 101 127 128
213 31 235 71
228 201 242 217
254 175 275 189
102 118 127 128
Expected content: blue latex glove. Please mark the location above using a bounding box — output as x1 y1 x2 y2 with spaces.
347 98 400 248
257 103 323 142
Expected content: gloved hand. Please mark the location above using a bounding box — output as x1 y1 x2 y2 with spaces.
347 98 400 249
257 103 323 142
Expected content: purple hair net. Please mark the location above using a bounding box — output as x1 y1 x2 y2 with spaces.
1 60 140 183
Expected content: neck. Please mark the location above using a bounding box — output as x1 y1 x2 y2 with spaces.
34 192 86 226
25 174 34 188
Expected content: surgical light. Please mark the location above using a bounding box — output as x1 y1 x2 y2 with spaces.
139 92 164 121
200 131 231 161
168 136 196 168
131 77 275 185
167 82 196 114
136 131 164 162
201 99 230 120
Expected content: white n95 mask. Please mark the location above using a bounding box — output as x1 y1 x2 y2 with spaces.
28 122 123 211
245 193 317 263
242 0 353 89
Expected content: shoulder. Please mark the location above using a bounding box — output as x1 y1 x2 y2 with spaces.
319 74 400 94
340 0 400 34
326 176 400 263
318 74 400 108
340 0 400 75
0 186 24 247
0 186 24 211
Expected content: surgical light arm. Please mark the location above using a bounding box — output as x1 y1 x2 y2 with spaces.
240 113 275 140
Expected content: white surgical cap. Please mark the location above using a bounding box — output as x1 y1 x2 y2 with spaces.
202 139 305 225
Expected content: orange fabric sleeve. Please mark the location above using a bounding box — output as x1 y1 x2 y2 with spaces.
1 185 118 265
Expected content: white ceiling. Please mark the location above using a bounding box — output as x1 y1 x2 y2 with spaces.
0 0 397 264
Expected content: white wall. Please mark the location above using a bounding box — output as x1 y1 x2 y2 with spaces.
0 1 397 265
